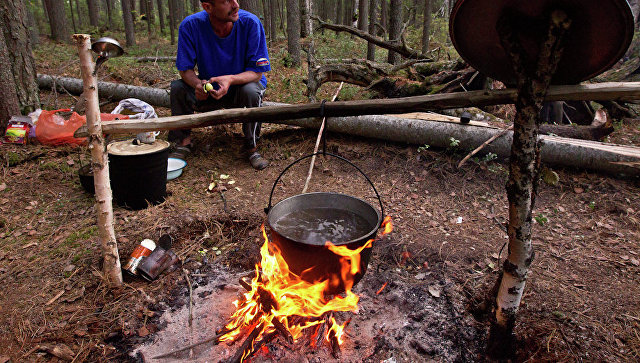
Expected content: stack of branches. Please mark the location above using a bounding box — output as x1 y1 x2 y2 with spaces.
306 16 484 101
306 17 636 141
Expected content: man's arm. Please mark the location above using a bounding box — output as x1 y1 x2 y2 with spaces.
208 71 263 100
179 69 209 101
180 69 262 100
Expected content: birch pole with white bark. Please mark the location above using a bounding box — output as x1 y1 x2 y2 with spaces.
489 10 571 357
73 34 123 287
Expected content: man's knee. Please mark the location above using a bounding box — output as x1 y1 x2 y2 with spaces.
235 82 264 107
170 79 191 101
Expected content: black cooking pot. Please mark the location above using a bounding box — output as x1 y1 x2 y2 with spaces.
265 152 384 295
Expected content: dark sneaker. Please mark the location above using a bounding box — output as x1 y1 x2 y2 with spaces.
249 152 269 170
169 145 192 159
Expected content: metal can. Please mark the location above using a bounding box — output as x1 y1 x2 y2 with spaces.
123 239 156 275
138 248 179 281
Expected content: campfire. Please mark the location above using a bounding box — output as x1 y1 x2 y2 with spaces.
218 217 393 362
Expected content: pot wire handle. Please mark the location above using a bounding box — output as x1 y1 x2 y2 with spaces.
265 152 385 226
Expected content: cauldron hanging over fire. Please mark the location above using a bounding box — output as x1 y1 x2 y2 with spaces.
264 152 386 295
215 153 392 362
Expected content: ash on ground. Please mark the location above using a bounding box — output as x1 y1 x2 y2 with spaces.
133 262 483 362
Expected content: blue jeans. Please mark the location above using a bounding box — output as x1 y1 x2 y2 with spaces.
168 79 266 149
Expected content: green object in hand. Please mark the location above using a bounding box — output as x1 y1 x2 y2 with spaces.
204 83 213 92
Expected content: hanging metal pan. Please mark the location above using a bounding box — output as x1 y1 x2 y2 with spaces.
449 0 634 85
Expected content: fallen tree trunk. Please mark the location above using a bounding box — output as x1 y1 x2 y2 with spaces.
539 120 613 140
136 56 176 62
276 110 640 177
37 74 171 108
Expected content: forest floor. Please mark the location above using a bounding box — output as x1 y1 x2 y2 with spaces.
1 34 640 362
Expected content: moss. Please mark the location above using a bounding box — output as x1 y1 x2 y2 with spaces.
38 160 72 173
6 152 21 167
49 226 98 257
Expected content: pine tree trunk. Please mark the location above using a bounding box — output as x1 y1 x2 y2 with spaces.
343 0 352 26
0 33 20 131
175 0 184 22
73 34 123 288
366 0 377 61
286 0 301 66
41 0 50 23
380 0 387 34
69 0 78 33
269 0 277 42
139 0 146 18
262 0 271 42
44 0 71 43
156 0 165 35
320 0 328 20
146 0 155 31
0 0 40 118
278 0 285 35
75 0 83 27
300 0 312 37
105 0 114 29
387 0 401 64
122 0 136 46
409 0 417 25
168 0 176 44
191 0 199 14
357 0 368 30
26 5 40 47
421 0 431 53
243 0 260 15
87 0 100 27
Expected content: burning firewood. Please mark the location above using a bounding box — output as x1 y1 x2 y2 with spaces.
229 322 264 363
217 222 393 362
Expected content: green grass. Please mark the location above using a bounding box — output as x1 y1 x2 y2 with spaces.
48 226 98 257
38 160 73 173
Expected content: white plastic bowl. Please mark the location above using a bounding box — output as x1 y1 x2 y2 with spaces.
167 158 187 180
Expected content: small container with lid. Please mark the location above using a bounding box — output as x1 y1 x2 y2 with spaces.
123 239 156 275
107 139 169 210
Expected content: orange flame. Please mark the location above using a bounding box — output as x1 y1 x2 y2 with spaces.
220 217 393 357
326 316 347 345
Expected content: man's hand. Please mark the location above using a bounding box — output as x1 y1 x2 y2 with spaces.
207 75 233 100
194 79 209 100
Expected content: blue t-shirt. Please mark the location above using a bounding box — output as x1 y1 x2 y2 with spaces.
176 10 270 88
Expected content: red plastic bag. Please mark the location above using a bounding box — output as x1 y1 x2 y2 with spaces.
36 109 128 146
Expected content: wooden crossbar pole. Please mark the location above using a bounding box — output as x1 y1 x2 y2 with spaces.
74 82 640 137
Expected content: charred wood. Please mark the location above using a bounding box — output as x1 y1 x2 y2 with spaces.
229 323 264 363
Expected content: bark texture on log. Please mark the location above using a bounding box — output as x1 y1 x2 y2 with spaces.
73 34 123 288
38 74 171 107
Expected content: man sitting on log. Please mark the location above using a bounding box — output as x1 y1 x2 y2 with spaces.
169 0 271 170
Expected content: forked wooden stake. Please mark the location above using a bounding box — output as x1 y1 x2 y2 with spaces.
73 34 122 287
